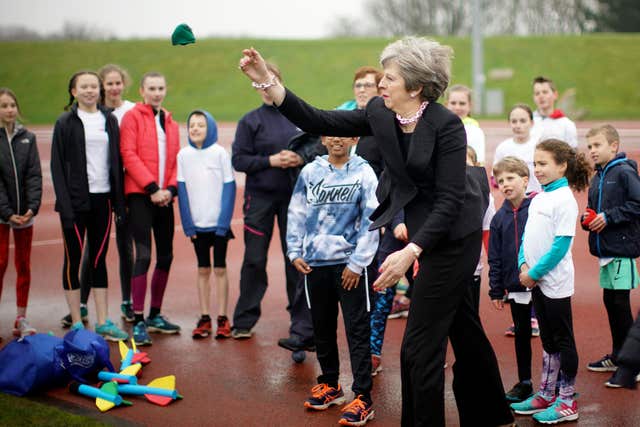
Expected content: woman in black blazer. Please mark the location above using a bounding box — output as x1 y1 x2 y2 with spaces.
238 38 514 427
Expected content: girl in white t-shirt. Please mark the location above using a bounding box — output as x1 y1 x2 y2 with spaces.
493 104 541 194
511 139 590 424
99 64 135 125
51 71 128 341
447 84 486 165
97 64 135 320
63 64 138 329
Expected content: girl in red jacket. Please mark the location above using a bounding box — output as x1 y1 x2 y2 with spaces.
0 88 42 339
120 72 181 346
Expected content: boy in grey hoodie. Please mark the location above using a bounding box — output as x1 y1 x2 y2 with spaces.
287 136 379 426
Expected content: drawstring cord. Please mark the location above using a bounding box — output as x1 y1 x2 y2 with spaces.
304 275 311 309
304 266 371 312
364 267 370 312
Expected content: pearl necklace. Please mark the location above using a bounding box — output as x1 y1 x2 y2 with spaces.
396 101 428 126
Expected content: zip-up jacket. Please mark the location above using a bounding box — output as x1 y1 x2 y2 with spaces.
120 103 180 196
488 196 533 299
287 154 379 274
584 153 640 258
50 104 125 228
0 124 42 222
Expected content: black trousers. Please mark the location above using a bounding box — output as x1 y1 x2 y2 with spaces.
617 309 640 374
400 230 513 427
307 264 372 399
603 288 633 362
60 193 112 290
510 300 533 382
468 274 481 314
79 215 134 303
531 286 578 378
232 194 312 340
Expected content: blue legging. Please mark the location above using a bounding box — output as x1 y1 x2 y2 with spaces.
370 284 396 356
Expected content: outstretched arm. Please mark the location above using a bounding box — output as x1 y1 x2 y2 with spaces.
238 48 370 137
238 48 286 106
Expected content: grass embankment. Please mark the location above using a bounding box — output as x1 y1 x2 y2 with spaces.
0 34 638 124
0 392 110 426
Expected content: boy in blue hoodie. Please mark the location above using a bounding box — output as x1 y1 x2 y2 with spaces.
287 135 379 426
488 156 536 402
583 124 640 374
177 110 236 340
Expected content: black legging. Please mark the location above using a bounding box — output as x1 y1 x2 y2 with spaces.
603 288 633 361
510 300 533 382
531 286 578 378
79 217 133 303
127 194 174 313
60 193 112 290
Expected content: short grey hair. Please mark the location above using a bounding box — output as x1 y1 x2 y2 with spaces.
380 37 453 102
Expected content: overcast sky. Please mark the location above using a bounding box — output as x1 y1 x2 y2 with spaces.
5 0 368 39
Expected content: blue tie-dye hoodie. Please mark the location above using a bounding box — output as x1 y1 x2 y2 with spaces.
286 154 379 274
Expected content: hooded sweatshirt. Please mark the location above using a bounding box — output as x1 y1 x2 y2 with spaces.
177 110 236 237
286 154 379 274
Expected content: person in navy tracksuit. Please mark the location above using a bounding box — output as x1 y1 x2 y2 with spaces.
230 62 313 347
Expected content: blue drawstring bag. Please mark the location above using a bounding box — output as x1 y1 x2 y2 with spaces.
57 329 114 384
0 334 68 396
0 329 114 396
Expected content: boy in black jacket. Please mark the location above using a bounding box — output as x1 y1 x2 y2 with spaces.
583 125 640 373
489 156 535 402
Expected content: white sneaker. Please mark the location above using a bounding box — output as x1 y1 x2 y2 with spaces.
13 317 36 337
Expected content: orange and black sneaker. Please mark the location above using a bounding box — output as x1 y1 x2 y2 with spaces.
304 383 346 410
192 317 212 339
215 315 231 339
339 395 374 426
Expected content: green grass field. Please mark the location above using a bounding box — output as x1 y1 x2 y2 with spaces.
0 393 111 426
1 34 639 124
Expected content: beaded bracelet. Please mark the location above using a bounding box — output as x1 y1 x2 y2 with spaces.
251 75 277 90
407 243 421 259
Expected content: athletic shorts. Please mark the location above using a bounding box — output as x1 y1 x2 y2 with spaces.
600 257 639 290
191 232 230 268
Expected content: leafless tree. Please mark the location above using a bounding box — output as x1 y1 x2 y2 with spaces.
367 0 471 36
362 0 598 36
0 25 42 41
55 21 113 40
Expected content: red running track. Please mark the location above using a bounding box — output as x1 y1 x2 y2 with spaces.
0 122 639 426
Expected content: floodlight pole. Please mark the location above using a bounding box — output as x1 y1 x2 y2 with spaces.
471 0 484 115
